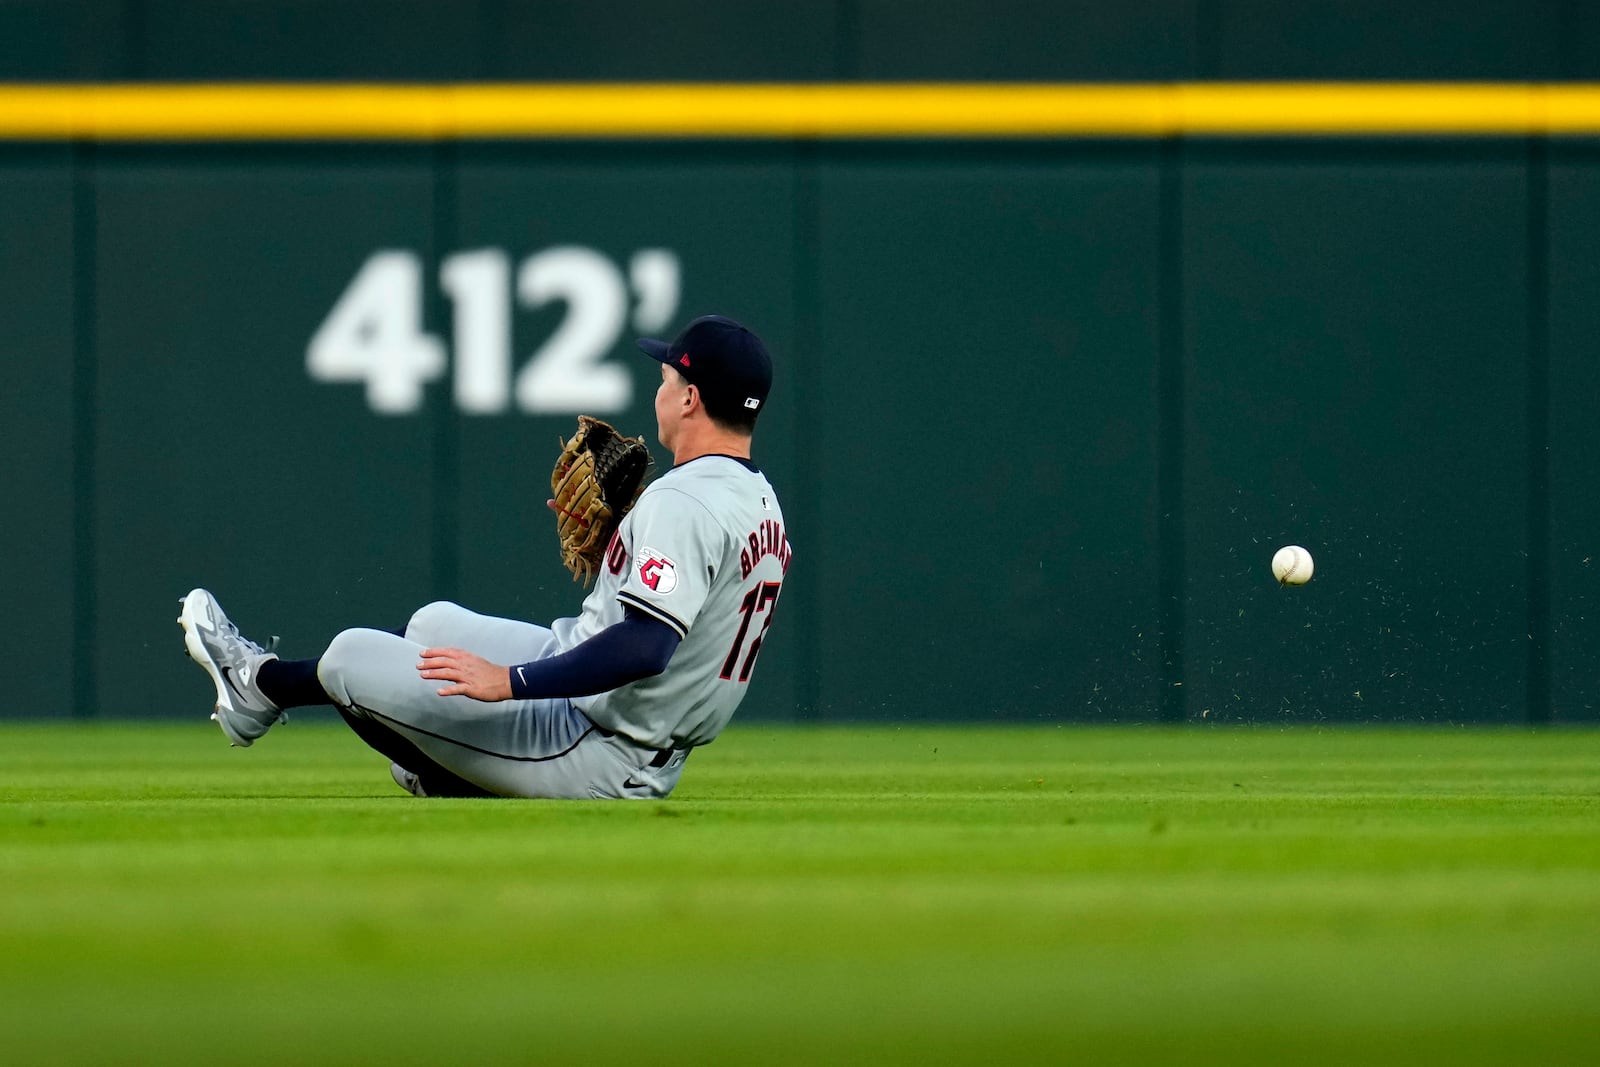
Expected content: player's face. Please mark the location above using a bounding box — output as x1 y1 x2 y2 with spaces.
655 364 692 449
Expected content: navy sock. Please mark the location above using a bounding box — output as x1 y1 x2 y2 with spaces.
256 657 331 709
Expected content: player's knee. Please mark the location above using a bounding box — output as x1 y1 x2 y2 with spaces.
406 600 467 644
316 627 371 706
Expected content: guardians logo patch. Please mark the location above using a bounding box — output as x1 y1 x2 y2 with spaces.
638 548 678 594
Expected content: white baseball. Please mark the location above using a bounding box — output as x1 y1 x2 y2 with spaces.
1272 545 1314 585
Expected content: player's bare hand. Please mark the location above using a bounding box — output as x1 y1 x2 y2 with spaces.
417 647 513 702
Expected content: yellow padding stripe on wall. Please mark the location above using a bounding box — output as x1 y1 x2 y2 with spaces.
3 83 1600 139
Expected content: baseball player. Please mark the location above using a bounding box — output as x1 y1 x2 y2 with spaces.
179 315 790 799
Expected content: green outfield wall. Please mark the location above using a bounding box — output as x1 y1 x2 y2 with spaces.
3 131 1596 726
1 3 1597 726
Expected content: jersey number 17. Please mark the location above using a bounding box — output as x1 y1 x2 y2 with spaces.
721 582 781 682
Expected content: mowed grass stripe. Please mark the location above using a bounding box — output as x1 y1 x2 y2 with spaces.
1 722 1597 1066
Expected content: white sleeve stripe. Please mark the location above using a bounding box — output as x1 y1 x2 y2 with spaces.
618 591 689 638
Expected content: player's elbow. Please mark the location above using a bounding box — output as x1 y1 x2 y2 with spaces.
616 609 681 681
613 641 675 688
638 631 680 677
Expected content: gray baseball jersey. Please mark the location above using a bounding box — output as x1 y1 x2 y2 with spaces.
549 454 791 749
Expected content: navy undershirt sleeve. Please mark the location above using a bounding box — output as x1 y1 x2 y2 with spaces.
507 607 681 700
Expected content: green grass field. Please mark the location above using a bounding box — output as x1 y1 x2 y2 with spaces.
2 722 1598 1066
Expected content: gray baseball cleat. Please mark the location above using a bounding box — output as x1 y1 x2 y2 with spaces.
178 588 283 747
390 762 428 797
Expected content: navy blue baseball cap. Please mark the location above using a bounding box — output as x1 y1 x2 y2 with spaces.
637 315 773 419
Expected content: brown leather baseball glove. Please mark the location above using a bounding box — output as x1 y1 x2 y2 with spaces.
550 416 653 584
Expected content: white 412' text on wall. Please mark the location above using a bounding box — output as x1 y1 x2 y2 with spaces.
307 247 681 415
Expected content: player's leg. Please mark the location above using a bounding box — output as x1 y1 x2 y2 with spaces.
180 589 546 735
182 592 638 798
337 602 565 795
180 587 407 745
247 600 534 719
316 625 627 798
334 601 692 799
400 600 557 664
333 705 495 798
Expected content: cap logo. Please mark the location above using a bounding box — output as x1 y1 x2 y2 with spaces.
744 398 761 410
678 354 691 367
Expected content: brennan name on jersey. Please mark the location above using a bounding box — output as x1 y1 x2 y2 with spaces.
741 519 792 579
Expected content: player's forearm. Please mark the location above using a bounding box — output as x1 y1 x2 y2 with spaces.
507 612 680 700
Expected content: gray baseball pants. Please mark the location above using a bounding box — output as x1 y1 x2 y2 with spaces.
317 601 687 800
